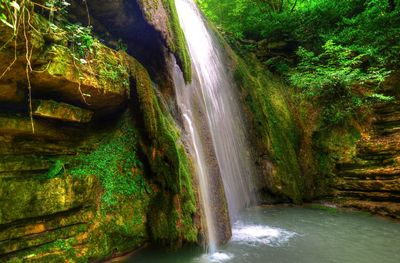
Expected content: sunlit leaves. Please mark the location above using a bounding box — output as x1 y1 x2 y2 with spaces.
290 40 392 125
0 0 20 29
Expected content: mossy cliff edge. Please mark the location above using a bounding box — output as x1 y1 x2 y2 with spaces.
0 1 198 261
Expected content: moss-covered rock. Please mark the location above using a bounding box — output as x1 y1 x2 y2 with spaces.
0 114 70 139
30 42 130 115
231 54 304 203
125 55 198 245
138 0 192 83
1 11 130 116
32 100 93 123
0 175 95 225
0 110 153 262
0 2 198 261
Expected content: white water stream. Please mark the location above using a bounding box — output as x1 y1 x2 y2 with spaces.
174 0 255 252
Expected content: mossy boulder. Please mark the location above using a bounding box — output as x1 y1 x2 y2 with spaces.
0 110 153 262
1 12 130 116
30 42 130 115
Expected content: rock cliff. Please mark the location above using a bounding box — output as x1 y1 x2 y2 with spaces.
0 0 199 261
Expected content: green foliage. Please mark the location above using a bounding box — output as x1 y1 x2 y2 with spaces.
70 117 150 211
116 38 128 52
197 0 266 40
45 0 70 15
64 23 95 60
0 0 20 30
199 1 399 126
290 40 392 125
331 0 400 66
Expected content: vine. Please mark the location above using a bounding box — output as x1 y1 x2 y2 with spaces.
0 1 96 131
0 0 36 132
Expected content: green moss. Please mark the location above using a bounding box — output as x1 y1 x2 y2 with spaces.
127 57 198 245
47 43 129 92
233 55 304 203
312 124 362 194
69 112 149 211
2 230 85 262
138 0 192 81
94 44 130 90
43 160 65 179
162 0 192 83
85 196 150 260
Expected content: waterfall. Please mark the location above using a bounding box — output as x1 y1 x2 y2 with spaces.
174 0 255 251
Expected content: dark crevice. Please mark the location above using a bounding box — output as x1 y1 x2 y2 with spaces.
68 0 169 85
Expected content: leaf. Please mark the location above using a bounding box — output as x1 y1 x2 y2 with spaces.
10 1 20 11
0 17 14 29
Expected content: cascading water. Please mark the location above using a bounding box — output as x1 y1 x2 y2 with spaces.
174 0 255 252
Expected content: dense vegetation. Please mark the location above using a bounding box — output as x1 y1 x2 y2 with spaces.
198 0 400 125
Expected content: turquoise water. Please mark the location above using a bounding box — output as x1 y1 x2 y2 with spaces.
126 206 400 263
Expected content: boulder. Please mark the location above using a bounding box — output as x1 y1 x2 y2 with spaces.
30 44 130 115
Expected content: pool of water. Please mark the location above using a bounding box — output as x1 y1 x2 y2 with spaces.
125 206 400 263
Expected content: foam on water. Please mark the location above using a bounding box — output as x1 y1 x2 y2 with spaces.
209 252 234 262
193 252 234 263
232 222 297 247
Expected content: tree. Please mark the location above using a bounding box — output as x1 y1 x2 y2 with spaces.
256 0 298 13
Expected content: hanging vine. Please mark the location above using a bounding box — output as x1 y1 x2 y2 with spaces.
0 0 93 133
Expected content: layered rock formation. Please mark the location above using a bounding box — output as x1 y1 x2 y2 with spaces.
0 1 200 261
303 73 400 219
332 100 400 219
